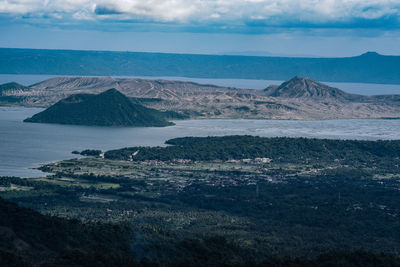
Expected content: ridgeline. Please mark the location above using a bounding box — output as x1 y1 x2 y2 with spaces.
1 48 400 84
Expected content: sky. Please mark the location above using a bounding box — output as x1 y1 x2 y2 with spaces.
1 0 400 57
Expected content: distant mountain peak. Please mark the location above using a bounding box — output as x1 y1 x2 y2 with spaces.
291 76 320 83
98 88 126 98
1 81 25 87
0 82 29 93
102 88 119 93
264 76 356 101
287 76 313 83
360 51 381 57
98 88 125 97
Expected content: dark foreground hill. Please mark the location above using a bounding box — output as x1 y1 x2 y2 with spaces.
1 48 400 84
0 196 135 266
24 88 175 127
1 195 399 266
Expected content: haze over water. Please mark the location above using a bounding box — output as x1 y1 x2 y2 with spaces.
1 106 400 178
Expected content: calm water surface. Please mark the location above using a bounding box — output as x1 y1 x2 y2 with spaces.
1 107 400 178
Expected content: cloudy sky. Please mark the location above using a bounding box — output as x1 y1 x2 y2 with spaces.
1 0 400 56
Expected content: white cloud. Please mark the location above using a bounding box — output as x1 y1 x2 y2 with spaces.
0 0 399 27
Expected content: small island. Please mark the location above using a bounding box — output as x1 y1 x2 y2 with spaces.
24 88 175 127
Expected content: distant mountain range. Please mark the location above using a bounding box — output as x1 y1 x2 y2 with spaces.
219 50 318 57
24 89 175 127
3 76 400 120
1 48 400 84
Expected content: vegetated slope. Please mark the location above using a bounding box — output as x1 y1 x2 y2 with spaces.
26 135 400 265
104 135 400 162
24 88 174 127
0 196 134 266
1 48 400 84
1 196 399 267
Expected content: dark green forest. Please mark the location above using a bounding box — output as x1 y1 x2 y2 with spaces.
1 196 400 266
2 136 400 266
105 135 400 164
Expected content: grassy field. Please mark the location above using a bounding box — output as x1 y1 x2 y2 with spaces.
35 177 120 189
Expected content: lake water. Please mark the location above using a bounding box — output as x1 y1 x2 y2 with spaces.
2 74 400 96
1 106 400 178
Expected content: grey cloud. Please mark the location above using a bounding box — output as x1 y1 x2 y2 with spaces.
94 5 123 15
0 0 399 30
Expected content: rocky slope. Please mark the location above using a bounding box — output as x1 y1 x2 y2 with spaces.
264 76 361 101
0 82 31 104
0 82 30 94
3 76 400 120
